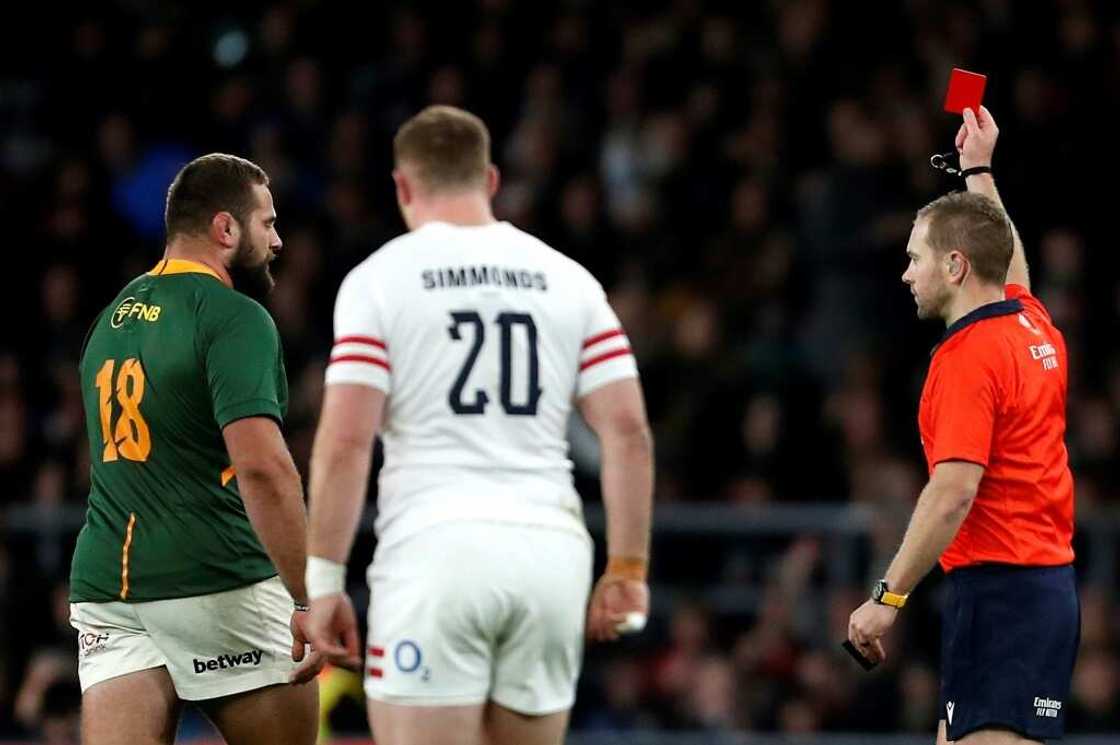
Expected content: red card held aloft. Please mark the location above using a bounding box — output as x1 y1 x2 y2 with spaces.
944 68 987 114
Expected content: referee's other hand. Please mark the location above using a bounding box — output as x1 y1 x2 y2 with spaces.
847 599 897 665
303 594 363 672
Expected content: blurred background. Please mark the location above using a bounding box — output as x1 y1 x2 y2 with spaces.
2 1 1120 743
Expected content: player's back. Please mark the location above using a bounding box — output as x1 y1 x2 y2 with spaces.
326 221 636 545
71 259 284 603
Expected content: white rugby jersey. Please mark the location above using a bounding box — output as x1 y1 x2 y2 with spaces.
325 220 638 547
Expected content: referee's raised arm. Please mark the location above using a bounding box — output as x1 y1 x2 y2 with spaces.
957 105 1030 290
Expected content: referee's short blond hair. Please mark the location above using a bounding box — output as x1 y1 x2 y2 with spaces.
393 106 491 193
917 192 1014 286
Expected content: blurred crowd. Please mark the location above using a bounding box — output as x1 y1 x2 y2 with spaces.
3 0 1120 740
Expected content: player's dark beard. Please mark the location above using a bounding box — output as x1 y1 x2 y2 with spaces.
229 235 275 302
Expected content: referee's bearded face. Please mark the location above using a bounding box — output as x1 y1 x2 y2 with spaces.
902 219 951 321
230 184 282 301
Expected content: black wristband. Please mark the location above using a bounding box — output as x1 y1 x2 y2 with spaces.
294 602 310 612
961 165 992 178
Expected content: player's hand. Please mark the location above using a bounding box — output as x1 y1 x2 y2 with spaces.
586 575 649 642
304 593 362 671
957 105 999 170
289 609 326 684
847 599 897 665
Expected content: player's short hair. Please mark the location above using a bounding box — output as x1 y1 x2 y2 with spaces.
165 153 269 239
916 191 1013 286
393 105 491 193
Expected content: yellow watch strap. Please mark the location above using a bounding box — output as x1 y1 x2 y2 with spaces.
880 590 908 609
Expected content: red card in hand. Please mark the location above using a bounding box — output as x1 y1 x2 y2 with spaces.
943 68 987 114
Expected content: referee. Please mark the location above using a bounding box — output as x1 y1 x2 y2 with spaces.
848 106 1078 745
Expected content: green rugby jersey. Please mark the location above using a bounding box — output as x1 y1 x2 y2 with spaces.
69 258 287 602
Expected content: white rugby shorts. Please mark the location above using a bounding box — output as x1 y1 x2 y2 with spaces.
69 575 296 700
365 521 593 714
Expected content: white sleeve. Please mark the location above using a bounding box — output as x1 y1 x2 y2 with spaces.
577 280 638 397
324 267 392 393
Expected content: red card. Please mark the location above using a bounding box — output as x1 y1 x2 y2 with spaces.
944 68 987 114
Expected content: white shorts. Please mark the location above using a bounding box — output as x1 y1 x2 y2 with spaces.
69 575 296 701
365 521 593 715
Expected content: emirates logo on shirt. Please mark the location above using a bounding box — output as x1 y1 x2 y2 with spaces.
1029 343 1059 371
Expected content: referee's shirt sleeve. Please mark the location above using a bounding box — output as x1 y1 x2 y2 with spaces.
925 348 1001 468
325 266 392 394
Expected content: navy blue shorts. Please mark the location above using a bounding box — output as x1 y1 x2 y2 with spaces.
940 563 1080 741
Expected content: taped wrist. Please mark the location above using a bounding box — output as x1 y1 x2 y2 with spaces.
306 556 346 600
605 555 648 582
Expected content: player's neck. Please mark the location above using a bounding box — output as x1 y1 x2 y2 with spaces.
406 193 496 230
943 283 1006 327
162 237 234 287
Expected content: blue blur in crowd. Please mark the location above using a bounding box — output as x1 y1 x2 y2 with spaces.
112 144 195 240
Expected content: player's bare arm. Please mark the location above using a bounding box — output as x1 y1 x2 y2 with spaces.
224 416 324 683
224 416 310 602
304 382 386 670
578 377 654 642
848 460 983 663
957 106 1030 290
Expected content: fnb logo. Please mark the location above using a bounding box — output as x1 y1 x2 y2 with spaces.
111 297 162 328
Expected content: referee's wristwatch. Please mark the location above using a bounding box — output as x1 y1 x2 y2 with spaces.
871 579 908 609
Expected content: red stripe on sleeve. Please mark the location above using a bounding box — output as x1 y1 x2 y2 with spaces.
335 335 387 350
330 354 391 371
580 347 633 372
368 646 385 657
582 329 624 349
368 667 383 678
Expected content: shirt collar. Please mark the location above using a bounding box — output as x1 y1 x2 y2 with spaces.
933 298 1024 355
148 258 222 280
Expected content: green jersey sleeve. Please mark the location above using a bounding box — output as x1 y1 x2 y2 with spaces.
203 297 288 428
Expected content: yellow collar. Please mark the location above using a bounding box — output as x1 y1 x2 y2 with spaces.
148 258 222 281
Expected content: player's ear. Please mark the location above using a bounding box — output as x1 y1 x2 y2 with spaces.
485 165 500 199
392 168 412 207
210 211 239 250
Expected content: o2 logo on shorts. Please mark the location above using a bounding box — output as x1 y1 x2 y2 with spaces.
394 640 431 682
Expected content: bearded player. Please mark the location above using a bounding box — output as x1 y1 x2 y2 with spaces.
69 154 322 745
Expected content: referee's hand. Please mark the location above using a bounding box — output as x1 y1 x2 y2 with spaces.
304 593 362 672
847 600 897 665
956 105 999 171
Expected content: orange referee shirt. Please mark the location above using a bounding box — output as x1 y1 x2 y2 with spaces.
919 284 1075 572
